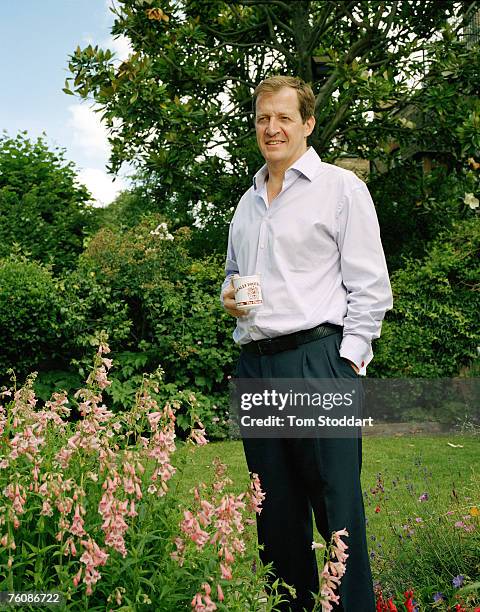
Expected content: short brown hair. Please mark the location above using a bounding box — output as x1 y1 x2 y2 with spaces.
253 76 315 123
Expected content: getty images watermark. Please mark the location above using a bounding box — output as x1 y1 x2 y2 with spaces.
229 377 480 438
230 378 368 438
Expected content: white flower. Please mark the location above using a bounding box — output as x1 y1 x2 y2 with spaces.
464 192 479 210
150 222 174 240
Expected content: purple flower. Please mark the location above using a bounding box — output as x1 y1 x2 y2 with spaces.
452 575 464 588
418 492 428 502
433 592 445 602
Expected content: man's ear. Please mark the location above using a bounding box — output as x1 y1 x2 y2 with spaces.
304 115 315 137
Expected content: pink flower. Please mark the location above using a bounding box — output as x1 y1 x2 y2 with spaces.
72 568 82 587
70 504 86 537
191 593 204 610
64 537 77 556
317 529 349 611
181 511 210 549
191 427 208 446
79 538 109 595
220 563 232 580
247 472 265 515
171 537 186 566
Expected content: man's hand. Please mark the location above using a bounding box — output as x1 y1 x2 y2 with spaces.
222 281 247 317
349 361 359 374
342 358 359 374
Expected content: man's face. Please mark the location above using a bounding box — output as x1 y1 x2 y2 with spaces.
255 86 315 170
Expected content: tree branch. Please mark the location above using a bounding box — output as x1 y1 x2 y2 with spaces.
261 6 296 64
338 2 364 29
379 1 399 34
317 99 351 150
306 3 337 54
202 22 266 41
236 0 291 10
372 2 387 31
264 5 295 38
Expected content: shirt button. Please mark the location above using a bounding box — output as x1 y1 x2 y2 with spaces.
260 244 265 249
249 326 255 332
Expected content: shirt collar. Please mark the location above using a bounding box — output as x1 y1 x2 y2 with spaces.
253 147 322 192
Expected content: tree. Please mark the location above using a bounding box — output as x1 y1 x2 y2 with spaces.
368 33 480 270
0 132 94 271
65 0 477 250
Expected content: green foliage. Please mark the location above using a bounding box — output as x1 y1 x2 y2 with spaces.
64 1 473 249
0 257 63 379
57 268 133 355
371 162 479 271
370 218 480 378
77 215 238 431
0 132 94 272
0 256 132 390
410 35 480 160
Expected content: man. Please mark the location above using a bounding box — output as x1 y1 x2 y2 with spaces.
221 76 392 611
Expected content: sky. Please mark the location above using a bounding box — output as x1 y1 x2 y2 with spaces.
0 0 132 206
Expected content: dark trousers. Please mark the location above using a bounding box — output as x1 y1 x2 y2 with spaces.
237 331 375 612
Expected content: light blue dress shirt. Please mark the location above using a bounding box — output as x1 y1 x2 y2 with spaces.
221 147 393 374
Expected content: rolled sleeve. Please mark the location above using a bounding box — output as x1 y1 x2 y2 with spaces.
336 182 393 374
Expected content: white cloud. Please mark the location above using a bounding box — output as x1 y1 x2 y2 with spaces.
77 167 127 207
103 0 133 61
68 104 110 160
67 104 133 207
105 34 132 62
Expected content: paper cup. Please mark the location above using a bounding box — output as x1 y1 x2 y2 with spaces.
233 275 263 310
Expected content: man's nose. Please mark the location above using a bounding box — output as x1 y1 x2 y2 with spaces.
266 118 280 134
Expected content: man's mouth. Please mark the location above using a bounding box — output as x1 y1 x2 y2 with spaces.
266 140 285 145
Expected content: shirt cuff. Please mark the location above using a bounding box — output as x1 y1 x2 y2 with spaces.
220 274 235 305
339 334 372 376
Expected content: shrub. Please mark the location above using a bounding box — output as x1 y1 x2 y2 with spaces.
78 215 238 433
0 257 62 380
370 161 479 273
370 218 480 378
0 133 93 273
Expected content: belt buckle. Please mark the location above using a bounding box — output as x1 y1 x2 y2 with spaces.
257 338 275 356
257 334 298 355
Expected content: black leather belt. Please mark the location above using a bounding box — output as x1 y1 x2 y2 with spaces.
241 323 342 356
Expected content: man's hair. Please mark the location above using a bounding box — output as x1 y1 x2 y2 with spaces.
253 76 315 123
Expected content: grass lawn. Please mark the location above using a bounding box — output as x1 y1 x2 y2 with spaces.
172 434 479 602
174 434 478 522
